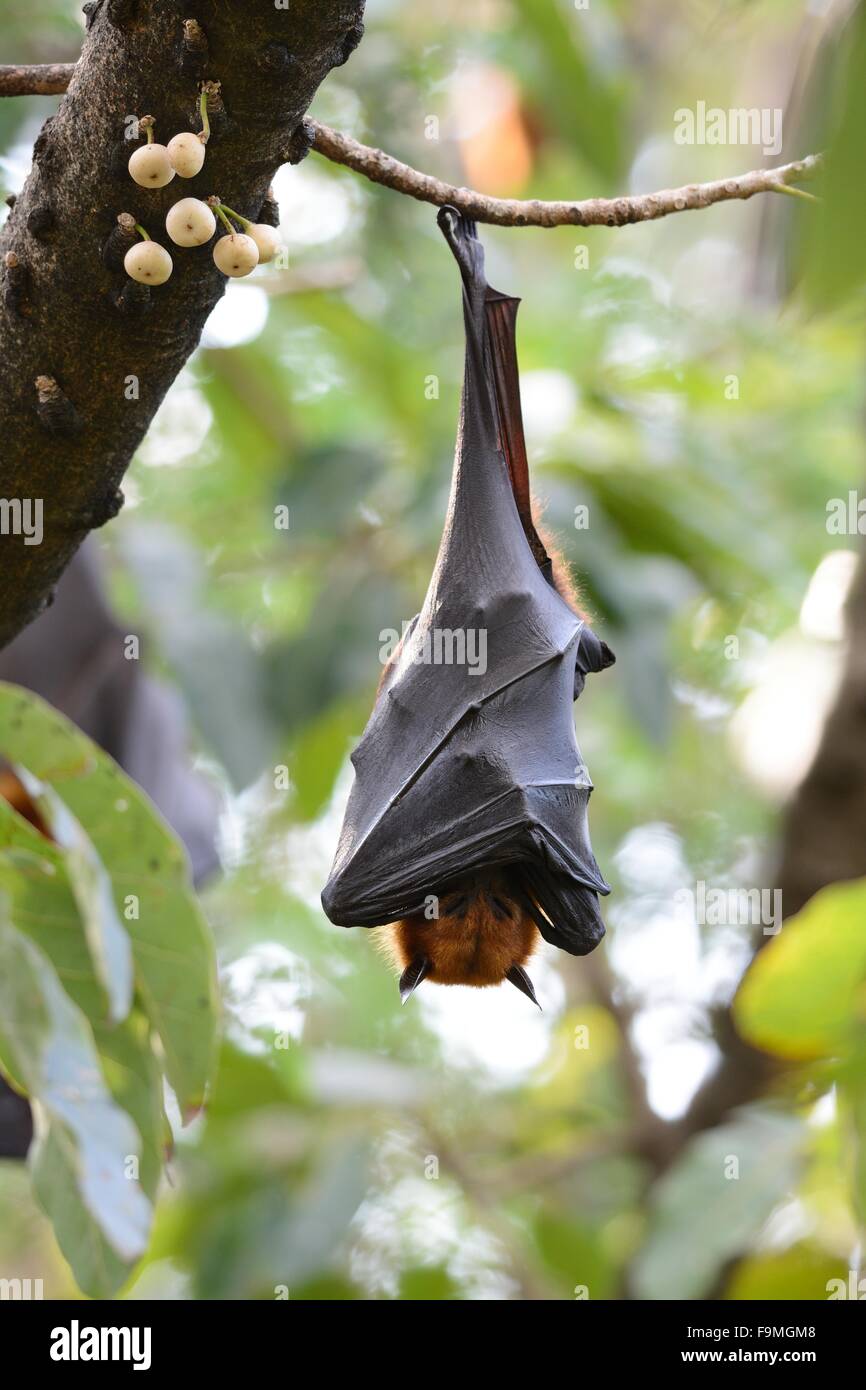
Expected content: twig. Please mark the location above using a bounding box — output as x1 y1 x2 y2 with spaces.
310 123 821 228
0 62 74 96
0 63 822 230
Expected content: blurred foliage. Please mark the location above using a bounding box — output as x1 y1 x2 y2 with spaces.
736 877 866 1246
0 685 217 1295
1 0 866 1300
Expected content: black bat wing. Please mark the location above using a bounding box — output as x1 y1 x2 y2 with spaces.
322 210 610 956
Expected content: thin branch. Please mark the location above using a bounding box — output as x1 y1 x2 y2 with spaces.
0 62 73 96
0 64 822 230
310 123 822 228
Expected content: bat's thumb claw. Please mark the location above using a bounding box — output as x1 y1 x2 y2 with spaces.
598 640 616 670
575 630 616 690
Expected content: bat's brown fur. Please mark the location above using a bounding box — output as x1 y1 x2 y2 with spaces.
533 510 591 622
377 876 539 988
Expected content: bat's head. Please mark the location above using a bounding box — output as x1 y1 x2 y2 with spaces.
378 875 542 1007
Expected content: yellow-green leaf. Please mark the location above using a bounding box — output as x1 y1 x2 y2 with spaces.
734 879 866 1061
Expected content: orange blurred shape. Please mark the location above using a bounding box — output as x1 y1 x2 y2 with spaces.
450 63 534 195
0 762 53 840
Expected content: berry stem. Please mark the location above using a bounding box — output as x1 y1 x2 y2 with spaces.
213 204 235 236
199 87 210 145
133 223 151 241
217 203 252 231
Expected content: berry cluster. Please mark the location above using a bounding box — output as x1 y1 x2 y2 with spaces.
123 89 282 287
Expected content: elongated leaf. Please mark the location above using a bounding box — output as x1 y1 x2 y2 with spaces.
0 684 218 1109
30 1014 167 1297
0 908 151 1295
0 842 167 1196
31 1120 138 1298
12 765 133 1024
286 696 367 822
511 0 626 179
803 5 866 307
0 842 110 1023
93 1011 168 1202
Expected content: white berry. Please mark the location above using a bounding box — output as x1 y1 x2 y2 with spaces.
124 241 173 285
247 223 281 264
166 197 216 247
128 143 176 188
213 233 259 278
166 132 206 179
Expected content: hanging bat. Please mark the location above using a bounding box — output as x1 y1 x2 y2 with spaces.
321 207 614 1006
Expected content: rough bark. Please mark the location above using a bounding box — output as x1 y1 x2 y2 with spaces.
0 0 365 648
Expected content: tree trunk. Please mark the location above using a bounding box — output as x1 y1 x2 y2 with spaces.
0 0 365 648
776 545 866 913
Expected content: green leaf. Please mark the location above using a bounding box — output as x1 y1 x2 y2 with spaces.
93 1011 168 1202
398 1266 461 1300
0 908 151 1296
803 5 866 307
287 696 367 821
0 840 109 1025
631 1109 804 1300
533 1209 616 1299
12 766 133 1024
31 1122 136 1299
734 879 866 1060
0 683 218 1110
190 1137 371 1299
511 0 626 179
725 1243 844 1302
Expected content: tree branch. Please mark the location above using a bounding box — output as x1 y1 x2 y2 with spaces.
1 64 821 230
0 6 365 650
310 125 821 227
0 63 75 96
776 545 866 914
664 544 866 1161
